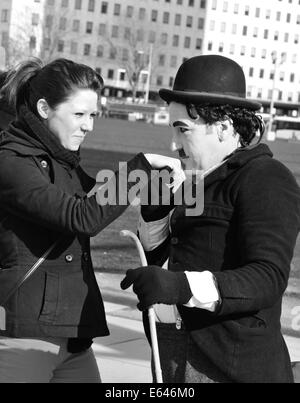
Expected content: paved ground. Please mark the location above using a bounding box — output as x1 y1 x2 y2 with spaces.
93 272 300 383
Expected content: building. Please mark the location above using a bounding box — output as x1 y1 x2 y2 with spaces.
0 0 299 114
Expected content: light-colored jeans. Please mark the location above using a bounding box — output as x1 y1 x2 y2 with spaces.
0 337 101 383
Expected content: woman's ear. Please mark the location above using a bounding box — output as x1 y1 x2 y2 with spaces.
36 99 50 120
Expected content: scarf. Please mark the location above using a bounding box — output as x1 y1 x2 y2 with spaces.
11 105 81 169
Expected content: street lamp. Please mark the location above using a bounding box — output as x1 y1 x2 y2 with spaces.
268 51 286 139
144 44 153 104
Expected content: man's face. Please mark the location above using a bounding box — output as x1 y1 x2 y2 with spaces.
168 102 221 172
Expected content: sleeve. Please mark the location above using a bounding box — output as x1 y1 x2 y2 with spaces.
213 159 300 316
184 271 220 312
0 151 152 237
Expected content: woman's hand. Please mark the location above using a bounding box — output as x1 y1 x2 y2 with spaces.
144 154 186 193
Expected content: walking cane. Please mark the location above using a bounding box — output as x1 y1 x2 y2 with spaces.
120 230 163 383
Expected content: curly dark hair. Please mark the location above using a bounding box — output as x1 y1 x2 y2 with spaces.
186 104 265 147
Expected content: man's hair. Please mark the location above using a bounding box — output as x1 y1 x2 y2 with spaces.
186 104 265 147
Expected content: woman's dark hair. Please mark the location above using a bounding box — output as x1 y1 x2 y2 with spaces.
186 103 265 147
1 58 104 115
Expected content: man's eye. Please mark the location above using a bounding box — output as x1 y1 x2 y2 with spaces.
179 127 189 133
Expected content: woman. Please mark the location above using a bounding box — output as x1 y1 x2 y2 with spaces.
121 55 300 383
0 58 181 383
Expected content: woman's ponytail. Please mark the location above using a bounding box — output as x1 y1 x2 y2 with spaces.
1 58 43 112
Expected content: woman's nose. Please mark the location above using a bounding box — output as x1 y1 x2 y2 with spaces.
81 118 93 132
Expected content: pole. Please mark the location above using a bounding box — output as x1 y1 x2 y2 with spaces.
120 230 163 383
144 44 153 104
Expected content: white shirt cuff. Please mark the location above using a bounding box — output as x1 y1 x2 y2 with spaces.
184 271 220 312
138 214 170 252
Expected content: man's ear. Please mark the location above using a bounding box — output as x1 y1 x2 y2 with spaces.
36 99 50 120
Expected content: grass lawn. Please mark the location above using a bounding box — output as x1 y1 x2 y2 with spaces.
80 118 300 279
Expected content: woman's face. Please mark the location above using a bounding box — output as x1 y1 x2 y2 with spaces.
44 89 99 151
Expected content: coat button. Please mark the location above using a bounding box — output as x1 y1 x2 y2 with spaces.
82 252 89 262
65 254 73 263
171 237 179 245
41 160 48 169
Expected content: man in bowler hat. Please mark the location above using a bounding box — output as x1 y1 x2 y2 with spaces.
121 55 300 383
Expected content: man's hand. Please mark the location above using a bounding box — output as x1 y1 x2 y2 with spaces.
120 265 192 311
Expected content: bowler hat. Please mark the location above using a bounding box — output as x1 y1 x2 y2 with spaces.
159 55 261 110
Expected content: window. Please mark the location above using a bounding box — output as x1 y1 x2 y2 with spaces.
84 44 91 56
29 36 36 49
232 24 237 34
290 73 295 82
221 22 226 32
124 27 131 39
47 0 55 5
95 68 101 76
212 0 217 10
127 6 133 17
186 16 193 27
270 70 274 80
137 29 144 41
86 21 93 34
97 45 103 57
266 10 271 19
198 18 204 29
172 35 179 47
88 0 95 12
274 31 279 40
210 20 215 30
295 34 299 44
151 10 158 22
75 0 82 10
114 4 121 16
43 37 51 50
163 12 170 24
149 31 156 43
109 48 116 59
119 71 126 81
169 77 174 87
234 4 239 14
170 55 177 67
245 5 249 15
284 33 289 42
161 33 168 45
196 38 202 50
276 12 281 21
139 8 146 20
108 69 114 80
184 37 191 48
59 17 67 30
261 49 266 59
242 26 247 35
112 26 119 38
240 46 245 55
208 41 213 50
101 2 108 14
1 32 8 47
188 0 195 6
122 49 129 61
159 55 166 66
175 14 181 25
32 13 39 26
99 23 106 35
249 67 254 77
286 13 291 23
73 20 80 32
229 44 235 54
264 29 268 39
279 72 284 81
251 47 256 57
253 27 258 37
61 0 69 7
259 69 264 78
57 40 64 52
156 76 163 86
257 88 262 99
223 2 228 12
46 15 53 28
200 0 206 8
1 9 9 22
177 0 183 4
297 15 300 24
255 8 260 17
71 41 78 55
219 42 224 52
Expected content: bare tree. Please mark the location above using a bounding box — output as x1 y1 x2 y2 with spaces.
100 23 160 102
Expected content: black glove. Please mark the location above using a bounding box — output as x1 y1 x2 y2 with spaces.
120 266 192 311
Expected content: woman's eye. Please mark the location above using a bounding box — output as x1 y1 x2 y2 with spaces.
75 113 84 117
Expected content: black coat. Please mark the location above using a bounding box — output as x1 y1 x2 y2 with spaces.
0 109 151 339
145 144 300 383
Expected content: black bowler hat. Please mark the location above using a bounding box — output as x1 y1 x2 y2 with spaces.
159 55 261 111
